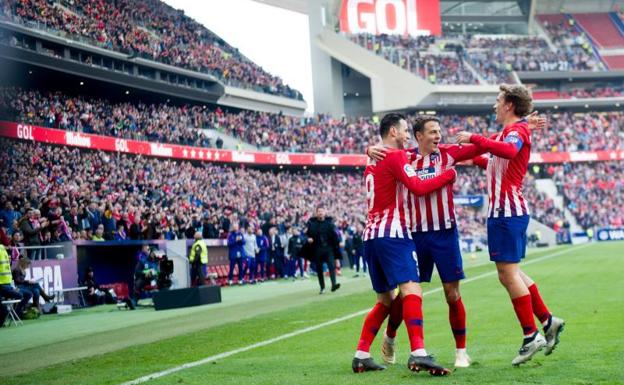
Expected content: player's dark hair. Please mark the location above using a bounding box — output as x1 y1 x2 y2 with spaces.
500 84 533 117
412 115 440 135
379 113 406 138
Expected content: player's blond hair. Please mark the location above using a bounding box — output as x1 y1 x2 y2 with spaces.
500 84 533 117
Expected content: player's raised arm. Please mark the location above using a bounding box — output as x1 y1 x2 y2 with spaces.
455 127 528 160
444 143 488 163
387 151 457 196
470 155 489 169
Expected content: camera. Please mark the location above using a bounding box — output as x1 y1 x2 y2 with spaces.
154 251 173 290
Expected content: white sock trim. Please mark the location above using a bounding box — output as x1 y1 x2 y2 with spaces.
410 348 428 357
355 350 371 359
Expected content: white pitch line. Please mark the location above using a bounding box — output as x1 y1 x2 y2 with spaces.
119 244 590 385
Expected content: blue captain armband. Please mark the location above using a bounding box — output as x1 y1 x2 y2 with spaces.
504 131 524 150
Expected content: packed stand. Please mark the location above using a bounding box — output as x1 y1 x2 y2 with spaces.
4 87 624 154
522 175 566 229
0 139 367 245
537 15 605 71
347 33 478 85
0 137 575 255
348 29 605 85
552 162 624 229
465 35 603 84
533 86 624 99
0 87 379 153
531 111 624 152
0 0 302 99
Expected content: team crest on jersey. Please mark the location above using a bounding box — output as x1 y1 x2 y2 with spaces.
416 166 436 180
404 164 417 177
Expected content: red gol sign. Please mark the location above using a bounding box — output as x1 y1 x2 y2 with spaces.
340 0 441 36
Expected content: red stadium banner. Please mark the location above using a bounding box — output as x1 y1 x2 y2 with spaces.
339 0 441 37
1 121 623 167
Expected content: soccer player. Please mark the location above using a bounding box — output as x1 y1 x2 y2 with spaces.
455 84 565 366
366 115 491 368
352 113 456 376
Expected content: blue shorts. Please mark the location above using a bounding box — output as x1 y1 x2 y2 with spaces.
364 238 420 294
412 227 465 283
487 215 529 263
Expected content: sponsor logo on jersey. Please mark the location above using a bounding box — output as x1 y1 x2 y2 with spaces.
416 166 436 180
404 164 417 177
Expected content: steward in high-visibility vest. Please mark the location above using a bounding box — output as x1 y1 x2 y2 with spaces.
189 232 208 286
0 245 12 285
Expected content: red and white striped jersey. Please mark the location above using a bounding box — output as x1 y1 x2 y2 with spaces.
363 148 457 241
472 120 531 218
407 144 484 232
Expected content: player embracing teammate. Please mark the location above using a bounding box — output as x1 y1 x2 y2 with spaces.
455 84 564 366
351 113 456 376
353 84 564 375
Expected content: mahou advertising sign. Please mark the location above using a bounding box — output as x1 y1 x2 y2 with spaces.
340 0 441 36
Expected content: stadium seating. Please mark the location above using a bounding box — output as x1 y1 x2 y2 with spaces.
0 0 302 99
3 87 623 154
532 87 623 99
348 20 608 85
572 13 624 49
602 55 624 70
0 138 568 246
553 162 624 229
348 34 478 85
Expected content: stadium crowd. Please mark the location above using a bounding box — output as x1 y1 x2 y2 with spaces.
559 87 623 98
349 34 478 85
553 162 624 229
0 0 302 99
1 0 611 93
349 29 603 85
0 137 571 252
4 87 623 154
531 111 624 152
0 87 379 154
533 86 624 99
0 139 365 246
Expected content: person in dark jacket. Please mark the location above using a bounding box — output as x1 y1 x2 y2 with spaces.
306 206 341 294
227 223 245 285
287 227 305 279
19 209 48 260
255 228 269 281
81 267 109 306
351 223 367 277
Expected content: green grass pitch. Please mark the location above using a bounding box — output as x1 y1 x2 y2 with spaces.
1 242 622 385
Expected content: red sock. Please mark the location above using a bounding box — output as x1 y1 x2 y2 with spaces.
402 294 424 351
356 302 390 352
511 294 537 336
385 295 403 338
448 297 466 349
528 284 551 324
